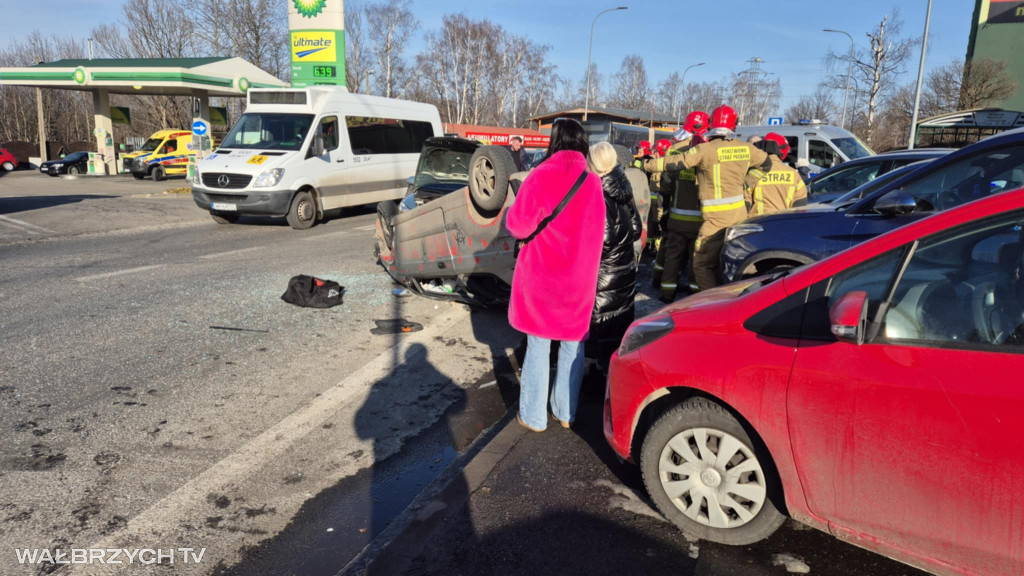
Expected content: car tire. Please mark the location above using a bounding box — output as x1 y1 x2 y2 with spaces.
641 397 786 546
376 200 399 251
132 172 146 180
210 212 239 225
153 166 167 181
286 190 317 230
468 145 515 212
68 166 80 176
1 161 14 172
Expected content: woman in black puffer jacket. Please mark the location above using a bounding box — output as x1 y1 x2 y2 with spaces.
588 142 643 370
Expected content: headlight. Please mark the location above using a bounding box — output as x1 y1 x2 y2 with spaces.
618 315 674 356
253 168 285 188
725 223 764 243
192 166 201 184
54 163 63 168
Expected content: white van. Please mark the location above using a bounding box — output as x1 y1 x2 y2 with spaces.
192 87 442 229
734 122 875 179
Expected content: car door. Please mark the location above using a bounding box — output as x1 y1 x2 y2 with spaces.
787 211 1024 575
313 115 348 205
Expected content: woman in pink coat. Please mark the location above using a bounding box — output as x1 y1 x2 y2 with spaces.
506 119 605 431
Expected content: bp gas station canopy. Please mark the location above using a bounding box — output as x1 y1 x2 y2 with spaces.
0 57 288 173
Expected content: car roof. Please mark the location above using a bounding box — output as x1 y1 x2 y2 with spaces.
875 148 955 156
847 128 1024 212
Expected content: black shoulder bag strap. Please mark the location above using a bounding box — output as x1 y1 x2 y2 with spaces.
516 171 588 255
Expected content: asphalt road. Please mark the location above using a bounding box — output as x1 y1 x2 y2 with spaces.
0 172 520 575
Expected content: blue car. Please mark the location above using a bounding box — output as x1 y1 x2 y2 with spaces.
722 128 1024 283
806 147 953 204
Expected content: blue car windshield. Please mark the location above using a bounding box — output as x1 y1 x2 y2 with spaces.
831 162 931 204
832 137 874 160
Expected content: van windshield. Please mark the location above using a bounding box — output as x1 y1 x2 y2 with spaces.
139 138 163 152
221 113 314 151
832 137 874 160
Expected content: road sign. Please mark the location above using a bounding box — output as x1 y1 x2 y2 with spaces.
192 120 210 136
767 117 783 126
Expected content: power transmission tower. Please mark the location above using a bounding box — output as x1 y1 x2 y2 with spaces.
738 57 765 124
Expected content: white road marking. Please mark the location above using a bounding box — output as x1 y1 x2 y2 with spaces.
301 230 354 241
478 380 497 389
75 264 164 282
354 224 376 231
0 214 54 235
199 246 265 260
72 306 471 574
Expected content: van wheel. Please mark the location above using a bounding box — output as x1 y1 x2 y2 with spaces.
153 166 167 181
211 212 239 225
469 146 515 212
132 172 146 180
641 398 786 545
286 190 317 230
376 200 399 251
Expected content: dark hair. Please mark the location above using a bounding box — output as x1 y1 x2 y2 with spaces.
510 135 523 143
546 118 589 159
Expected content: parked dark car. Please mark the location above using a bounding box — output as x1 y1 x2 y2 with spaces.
39 152 89 176
721 128 1024 283
806 148 952 204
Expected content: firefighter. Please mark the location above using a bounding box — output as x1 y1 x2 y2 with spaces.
666 104 771 291
744 132 807 216
648 111 709 301
635 140 666 252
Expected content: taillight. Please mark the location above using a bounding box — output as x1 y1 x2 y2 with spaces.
618 315 674 356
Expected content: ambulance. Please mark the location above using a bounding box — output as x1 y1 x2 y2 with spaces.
123 129 195 181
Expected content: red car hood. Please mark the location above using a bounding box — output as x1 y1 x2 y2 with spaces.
658 278 763 314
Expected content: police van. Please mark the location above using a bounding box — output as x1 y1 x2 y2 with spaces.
734 121 874 179
192 87 443 229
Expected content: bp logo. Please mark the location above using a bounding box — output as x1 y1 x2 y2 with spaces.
293 0 327 18
237 77 250 93
74 67 86 84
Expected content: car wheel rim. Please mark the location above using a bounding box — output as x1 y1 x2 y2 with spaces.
298 199 314 221
473 158 495 198
658 427 767 529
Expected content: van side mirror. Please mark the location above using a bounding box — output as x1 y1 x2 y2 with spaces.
874 190 916 216
311 134 325 157
830 291 869 345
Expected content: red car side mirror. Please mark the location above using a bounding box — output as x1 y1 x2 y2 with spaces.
830 290 869 345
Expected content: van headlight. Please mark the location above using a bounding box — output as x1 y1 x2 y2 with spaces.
193 166 201 184
253 168 285 188
725 223 764 243
619 315 674 356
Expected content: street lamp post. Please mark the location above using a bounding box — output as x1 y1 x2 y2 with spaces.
365 70 374 94
583 6 628 122
824 29 854 130
908 0 933 149
676 62 705 127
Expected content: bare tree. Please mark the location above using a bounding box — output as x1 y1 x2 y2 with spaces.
682 81 728 116
655 72 684 121
609 55 649 110
826 11 915 146
345 2 370 92
785 85 839 124
365 0 418 97
959 58 1018 109
577 63 604 108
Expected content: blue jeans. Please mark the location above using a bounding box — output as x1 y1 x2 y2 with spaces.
519 335 585 430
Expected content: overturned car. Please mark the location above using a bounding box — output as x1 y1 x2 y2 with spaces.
374 137 649 306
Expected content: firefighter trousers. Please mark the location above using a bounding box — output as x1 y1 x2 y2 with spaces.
659 228 698 300
693 228 727 292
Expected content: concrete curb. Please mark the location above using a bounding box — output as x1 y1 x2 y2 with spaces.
337 409 528 576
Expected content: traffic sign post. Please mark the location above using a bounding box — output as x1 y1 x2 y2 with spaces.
192 119 209 136
767 117 783 126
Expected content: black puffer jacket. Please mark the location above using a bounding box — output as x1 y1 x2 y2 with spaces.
590 165 642 358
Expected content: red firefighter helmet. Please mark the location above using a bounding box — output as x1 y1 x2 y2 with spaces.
655 139 672 155
764 132 790 160
710 105 738 131
637 140 653 156
683 110 710 137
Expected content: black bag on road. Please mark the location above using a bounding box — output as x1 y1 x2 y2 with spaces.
281 275 344 308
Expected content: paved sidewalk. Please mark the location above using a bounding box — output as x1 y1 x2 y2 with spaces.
359 386 927 576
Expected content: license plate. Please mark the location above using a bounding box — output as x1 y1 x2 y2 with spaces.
211 203 237 211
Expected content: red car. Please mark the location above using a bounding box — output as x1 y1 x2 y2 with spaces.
1 148 16 172
606 189 1024 576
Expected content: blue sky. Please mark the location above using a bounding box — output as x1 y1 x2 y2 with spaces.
5 0 975 111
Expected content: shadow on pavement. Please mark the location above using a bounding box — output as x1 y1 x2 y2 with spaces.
0 195 116 215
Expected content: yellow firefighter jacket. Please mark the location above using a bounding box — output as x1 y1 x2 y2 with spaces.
645 140 702 234
744 156 807 216
666 137 769 235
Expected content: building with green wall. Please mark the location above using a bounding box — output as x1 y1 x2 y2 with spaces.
967 0 1024 110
